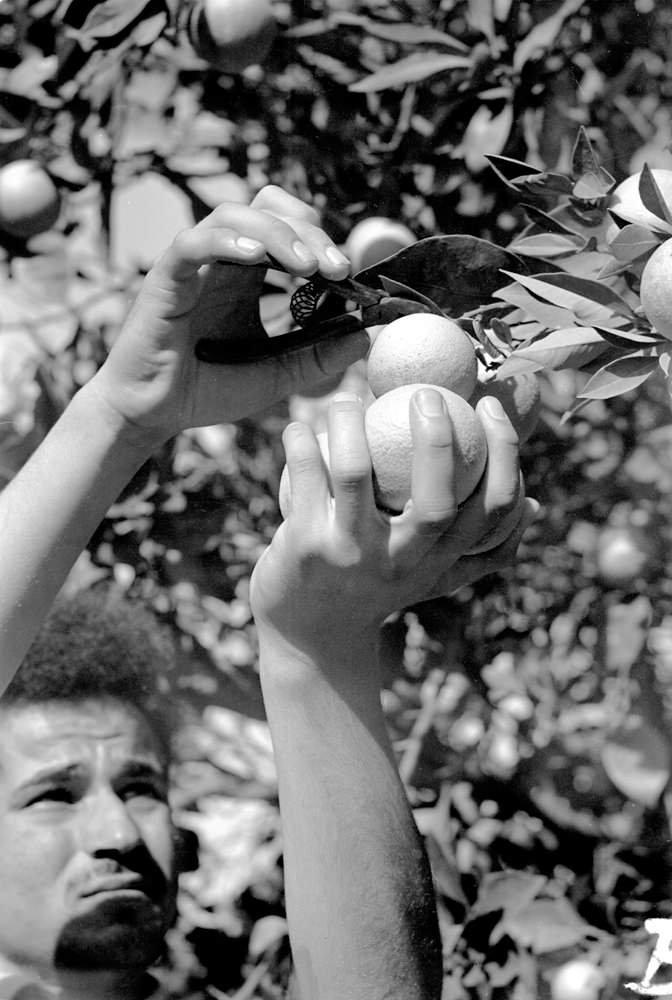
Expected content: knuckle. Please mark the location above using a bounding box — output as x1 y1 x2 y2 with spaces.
414 501 458 532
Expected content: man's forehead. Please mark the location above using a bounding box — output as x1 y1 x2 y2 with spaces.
0 697 165 768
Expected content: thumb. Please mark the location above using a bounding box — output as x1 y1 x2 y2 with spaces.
262 328 370 397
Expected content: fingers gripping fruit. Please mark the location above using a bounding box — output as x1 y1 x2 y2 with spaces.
469 372 541 444
367 314 478 400
278 432 330 519
465 471 525 555
640 237 672 340
365 384 487 513
278 386 488 517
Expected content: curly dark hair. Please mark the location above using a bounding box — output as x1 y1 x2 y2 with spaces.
3 586 178 762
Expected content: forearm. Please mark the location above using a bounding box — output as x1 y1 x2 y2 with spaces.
0 379 154 692
258 630 442 1000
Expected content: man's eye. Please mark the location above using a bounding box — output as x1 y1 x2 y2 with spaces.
122 781 165 801
28 788 74 806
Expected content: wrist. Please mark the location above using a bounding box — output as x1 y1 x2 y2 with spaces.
80 375 169 461
256 622 382 694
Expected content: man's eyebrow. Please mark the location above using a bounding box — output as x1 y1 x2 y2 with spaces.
15 762 83 790
117 759 168 781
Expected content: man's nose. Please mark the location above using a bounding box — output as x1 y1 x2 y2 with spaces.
79 788 143 853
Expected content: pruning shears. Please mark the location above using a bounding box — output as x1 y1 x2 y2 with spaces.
194 257 445 364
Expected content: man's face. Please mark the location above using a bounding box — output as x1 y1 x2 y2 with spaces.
0 697 177 976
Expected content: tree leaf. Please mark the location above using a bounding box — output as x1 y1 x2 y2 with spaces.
377 275 447 313
485 154 542 188
639 162 672 225
496 328 609 375
67 0 157 38
571 125 602 179
355 235 525 315
499 270 634 327
572 169 614 200
512 0 587 73
577 353 658 399
520 271 638 321
508 232 586 258
461 103 513 172
471 871 545 919
602 716 671 807
521 202 589 238
608 205 672 236
493 282 577 329
500 898 593 953
349 52 472 92
609 224 662 262
466 0 495 42
352 17 469 49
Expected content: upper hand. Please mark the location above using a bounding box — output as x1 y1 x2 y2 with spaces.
250 389 537 659
88 187 369 450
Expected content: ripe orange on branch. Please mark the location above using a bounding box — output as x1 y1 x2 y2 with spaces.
639 237 672 340
367 314 478 400
0 160 61 239
187 0 278 73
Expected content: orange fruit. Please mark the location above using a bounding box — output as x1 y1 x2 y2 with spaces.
188 0 277 73
595 525 654 587
469 373 541 443
609 167 672 232
550 960 605 1000
345 217 416 273
367 314 478 400
0 160 60 239
365 384 487 513
639 237 672 339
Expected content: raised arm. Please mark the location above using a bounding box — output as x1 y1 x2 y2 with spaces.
0 188 368 693
250 390 537 1000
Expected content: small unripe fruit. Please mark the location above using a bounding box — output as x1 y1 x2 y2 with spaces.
188 0 278 73
365 384 487 513
640 237 672 340
345 217 416 273
550 960 605 1000
367 314 478 400
469 373 541 444
0 160 61 239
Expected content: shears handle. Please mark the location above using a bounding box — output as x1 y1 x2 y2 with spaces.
194 311 368 364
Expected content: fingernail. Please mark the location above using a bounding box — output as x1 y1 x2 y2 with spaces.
236 237 264 252
481 396 508 421
416 388 446 417
292 240 317 265
326 246 350 268
332 391 362 405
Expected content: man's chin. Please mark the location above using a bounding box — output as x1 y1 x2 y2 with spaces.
55 895 173 970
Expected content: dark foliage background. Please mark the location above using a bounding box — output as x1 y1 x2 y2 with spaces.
2 1 672 996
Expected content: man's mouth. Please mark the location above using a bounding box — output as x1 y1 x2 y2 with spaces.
80 875 154 899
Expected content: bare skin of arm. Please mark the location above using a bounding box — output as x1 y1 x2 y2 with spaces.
251 391 537 1000
0 187 368 693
